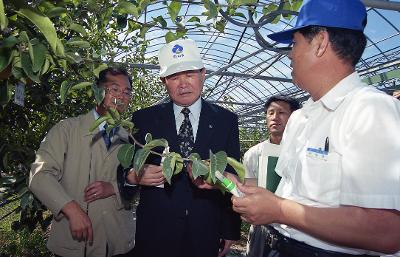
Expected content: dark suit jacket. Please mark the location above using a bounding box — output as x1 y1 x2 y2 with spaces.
130 99 241 257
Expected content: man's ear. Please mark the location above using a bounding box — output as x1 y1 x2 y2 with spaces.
315 30 329 57
200 68 206 83
160 77 166 85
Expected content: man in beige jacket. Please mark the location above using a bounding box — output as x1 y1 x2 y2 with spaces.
29 67 136 257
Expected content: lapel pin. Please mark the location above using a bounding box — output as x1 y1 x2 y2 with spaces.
209 124 213 129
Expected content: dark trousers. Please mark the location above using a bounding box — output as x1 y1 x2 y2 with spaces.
262 226 377 257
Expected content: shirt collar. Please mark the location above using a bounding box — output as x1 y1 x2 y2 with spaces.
304 72 362 112
173 97 202 121
93 109 106 130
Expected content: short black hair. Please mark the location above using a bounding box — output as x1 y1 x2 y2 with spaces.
96 67 132 87
264 95 301 113
298 26 367 66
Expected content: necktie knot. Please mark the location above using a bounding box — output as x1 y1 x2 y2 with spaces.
102 124 118 150
181 107 190 117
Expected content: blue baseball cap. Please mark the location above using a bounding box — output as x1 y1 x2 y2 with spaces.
268 0 367 44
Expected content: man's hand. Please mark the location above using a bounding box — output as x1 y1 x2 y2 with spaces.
187 163 217 189
231 184 282 225
393 90 400 99
84 181 115 203
218 239 235 257
61 201 93 244
126 164 165 186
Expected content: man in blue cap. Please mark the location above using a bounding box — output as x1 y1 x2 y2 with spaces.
231 0 400 256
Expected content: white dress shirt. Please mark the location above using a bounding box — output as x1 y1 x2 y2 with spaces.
274 72 400 255
173 97 202 141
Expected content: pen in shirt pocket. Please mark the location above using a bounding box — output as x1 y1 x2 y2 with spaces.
324 137 329 152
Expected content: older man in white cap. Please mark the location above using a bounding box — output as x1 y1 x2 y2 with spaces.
125 39 241 257
232 0 400 256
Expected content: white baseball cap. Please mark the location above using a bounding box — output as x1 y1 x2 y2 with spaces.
158 39 204 78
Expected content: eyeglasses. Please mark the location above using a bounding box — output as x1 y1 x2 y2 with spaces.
105 84 132 98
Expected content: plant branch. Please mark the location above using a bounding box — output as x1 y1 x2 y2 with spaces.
127 133 191 161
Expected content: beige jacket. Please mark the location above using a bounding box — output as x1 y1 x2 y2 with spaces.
29 111 135 257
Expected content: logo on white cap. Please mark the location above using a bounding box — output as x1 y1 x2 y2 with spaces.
172 44 184 58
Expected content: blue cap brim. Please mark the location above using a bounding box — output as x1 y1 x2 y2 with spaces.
268 25 308 44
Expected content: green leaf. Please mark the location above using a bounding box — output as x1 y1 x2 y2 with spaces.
262 3 278 15
144 138 168 150
118 144 135 168
139 0 151 11
93 63 108 77
21 51 39 82
282 2 292 20
168 1 182 24
153 15 167 28
92 83 105 104
89 115 110 132
60 80 71 104
20 190 33 209
32 43 47 72
55 38 65 57
17 8 58 54
40 55 50 75
214 19 226 33
71 81 92 90
69 23 88 37
0 80 11 107
174 154 184 175
145 133 152 144
0 0 8 30
162 154 176 184
203 0 218 20
3 35 18 48
236 0 257 5
139 25 150 38
187 17 200 23
12 66 23 80
210 151 227 184
117 1 140 19
233 12 246 19
189 153 201 160
133 148 151 176
108 108 121 121
176 27 187 39
227 157 245 183
191 158 209 180
0 48 12 72
291 0 303 11
46 7 66 18
165 31 177 43
19 31 29 43
66 39 91 48
65 52 83 63
121 120 134 132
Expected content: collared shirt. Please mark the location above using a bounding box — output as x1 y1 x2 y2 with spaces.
173 97 202 141
243 139 281 179
274 72 400 255
93 109 106 131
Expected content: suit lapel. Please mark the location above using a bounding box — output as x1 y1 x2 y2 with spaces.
160 102 180 152
195 100 216 155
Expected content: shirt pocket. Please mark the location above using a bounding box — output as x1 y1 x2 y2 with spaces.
298 152 341 206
